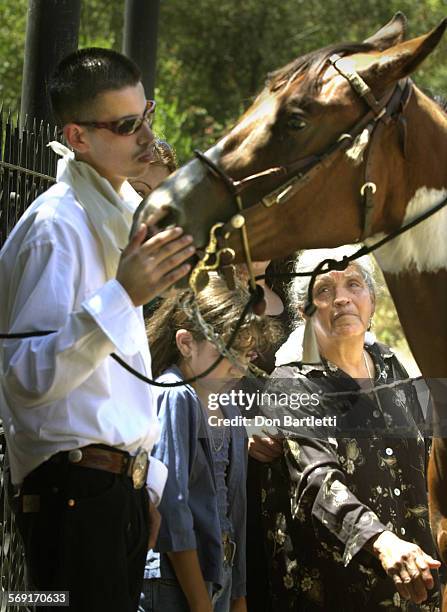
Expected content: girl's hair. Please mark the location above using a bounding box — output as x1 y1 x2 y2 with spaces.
151 139 178 172
146 275 282 378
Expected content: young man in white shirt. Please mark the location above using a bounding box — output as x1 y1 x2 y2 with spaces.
0 48 194 612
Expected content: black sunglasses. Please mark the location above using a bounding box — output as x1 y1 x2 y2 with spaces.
75 99 156 136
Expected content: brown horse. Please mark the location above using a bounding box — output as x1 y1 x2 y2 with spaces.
135 11 447 589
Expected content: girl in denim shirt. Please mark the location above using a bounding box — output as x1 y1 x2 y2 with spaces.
140 276 280 612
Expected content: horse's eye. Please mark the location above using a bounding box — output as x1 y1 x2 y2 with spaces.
287 115 307 130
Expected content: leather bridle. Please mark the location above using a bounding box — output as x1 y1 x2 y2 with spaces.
192 53 413 293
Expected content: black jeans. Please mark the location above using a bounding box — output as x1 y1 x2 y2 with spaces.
15 456 149 612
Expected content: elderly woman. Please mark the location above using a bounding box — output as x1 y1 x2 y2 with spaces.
259 247 440 611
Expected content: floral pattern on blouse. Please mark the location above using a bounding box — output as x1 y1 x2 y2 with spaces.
259 342 440 611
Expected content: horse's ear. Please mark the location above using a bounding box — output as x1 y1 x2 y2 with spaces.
363 12 407 50
359 18 447 91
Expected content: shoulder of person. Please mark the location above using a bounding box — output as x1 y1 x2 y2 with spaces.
371 341 410 378
373 340 395 357
271 361 326 379
371 340 401 364
154 366 201 414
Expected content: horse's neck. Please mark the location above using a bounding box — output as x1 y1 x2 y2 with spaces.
404 87 447 191
377 88 447 236
382 270 447 378
374 90 447 378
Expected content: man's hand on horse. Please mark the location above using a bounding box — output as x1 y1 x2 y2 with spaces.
368 530 441 604
117 221 195 306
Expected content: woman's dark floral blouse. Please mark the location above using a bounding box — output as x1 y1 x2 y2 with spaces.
259 342 440 611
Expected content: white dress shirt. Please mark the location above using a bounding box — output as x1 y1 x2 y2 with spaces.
0 179 167 504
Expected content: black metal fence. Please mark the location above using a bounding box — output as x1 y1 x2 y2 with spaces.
0 110 58 247
0 108 58 611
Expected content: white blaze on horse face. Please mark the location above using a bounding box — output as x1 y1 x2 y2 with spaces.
319 66 349 104
224 94 280 164
366 186 447 273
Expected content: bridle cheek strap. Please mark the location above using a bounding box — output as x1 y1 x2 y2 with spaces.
329 54 413 238
256 64 411 239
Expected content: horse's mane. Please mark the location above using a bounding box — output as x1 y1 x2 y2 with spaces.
267 41 374 95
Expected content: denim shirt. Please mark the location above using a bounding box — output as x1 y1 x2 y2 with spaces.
146 366 247 598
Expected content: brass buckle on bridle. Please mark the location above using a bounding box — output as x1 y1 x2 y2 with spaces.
189 222 236 295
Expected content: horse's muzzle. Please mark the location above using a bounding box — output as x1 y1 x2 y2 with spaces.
130 152 238 286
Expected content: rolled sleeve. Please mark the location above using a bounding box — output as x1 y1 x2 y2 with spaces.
264 371 388 568
285 438 386 567
82 279 145 356
313 470 387 566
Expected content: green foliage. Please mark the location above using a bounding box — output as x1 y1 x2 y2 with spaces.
151 86 228 164
156 0 447 155
371 264 417 371
78 1 123 50
0 0 27 113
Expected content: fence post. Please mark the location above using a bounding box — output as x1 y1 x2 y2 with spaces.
123 0 160 99
20 0 81 128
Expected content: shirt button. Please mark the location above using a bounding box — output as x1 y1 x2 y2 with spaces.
394 488 401 496
385 448 393 456
400 527 406 535
373 410 380 418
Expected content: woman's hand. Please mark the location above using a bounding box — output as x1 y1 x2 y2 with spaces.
230 595 247 611
370 530 440 604
248 434 283 463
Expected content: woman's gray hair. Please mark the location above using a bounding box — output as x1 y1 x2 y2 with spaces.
288 245 377 324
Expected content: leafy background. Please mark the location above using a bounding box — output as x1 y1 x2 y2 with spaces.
2 0 446 371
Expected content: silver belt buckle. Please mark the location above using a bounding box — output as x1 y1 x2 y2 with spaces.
222 535 237 566
130 447 149 489
228 539 237 566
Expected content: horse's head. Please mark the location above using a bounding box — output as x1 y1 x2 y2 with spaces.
132 13 446 271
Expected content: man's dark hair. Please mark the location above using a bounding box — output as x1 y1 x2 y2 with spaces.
49 47 142 125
